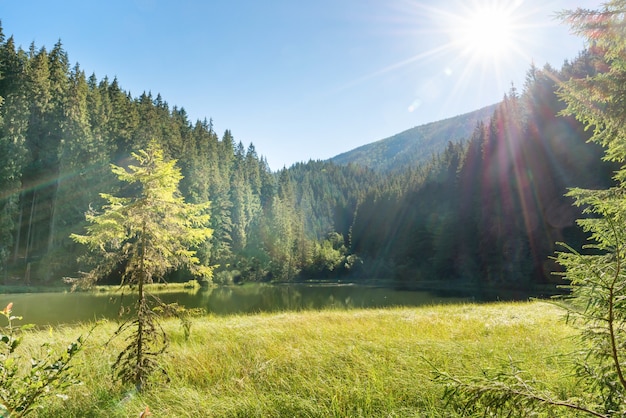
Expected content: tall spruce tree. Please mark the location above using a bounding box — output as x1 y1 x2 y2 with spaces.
0 34 28 278
554 1 626 413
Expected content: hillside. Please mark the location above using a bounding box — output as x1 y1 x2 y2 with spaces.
330 104 497 172
0 29 613 290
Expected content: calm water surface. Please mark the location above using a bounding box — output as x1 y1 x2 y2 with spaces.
0 283 478 326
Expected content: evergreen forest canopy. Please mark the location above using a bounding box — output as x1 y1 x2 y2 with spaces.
0 22 617 291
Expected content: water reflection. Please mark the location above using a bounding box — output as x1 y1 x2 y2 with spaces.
0 283 474 326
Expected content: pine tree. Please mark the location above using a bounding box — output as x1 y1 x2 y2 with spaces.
439 2 626 415
71 141 212 390
554 1 626 412
107 77 138 155
0 35 28 277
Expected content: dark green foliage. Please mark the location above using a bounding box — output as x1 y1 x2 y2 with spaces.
437 2 626 416
0 18 619 291
0 30 280 283
435 361 606 417
0 35 28 280
111 291 167 392
348 61 616 288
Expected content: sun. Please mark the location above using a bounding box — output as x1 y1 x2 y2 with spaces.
459 7 516 58
347 0 538 115
451 3 520 60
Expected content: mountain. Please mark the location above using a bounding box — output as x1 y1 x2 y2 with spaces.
330 104 497 173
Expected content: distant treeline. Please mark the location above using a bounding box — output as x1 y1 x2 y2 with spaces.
0 23 615 289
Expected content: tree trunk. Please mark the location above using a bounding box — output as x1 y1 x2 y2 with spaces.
47 177 59 257
12 199 23 263
135 220 147 392
24 190 37 263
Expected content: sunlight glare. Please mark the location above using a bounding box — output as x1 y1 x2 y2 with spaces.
342 0 537 117
453 3 519 59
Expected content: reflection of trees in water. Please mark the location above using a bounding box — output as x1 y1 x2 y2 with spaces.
194 285 361 313
295 286 356 310
175 284 463 315
271 285 303 311
193 284 306 314
206 286 228 301
2 285 472 326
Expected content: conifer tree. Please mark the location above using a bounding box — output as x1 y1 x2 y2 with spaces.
0 34 28 276
553 1 626 412
71 141 212 390
438 2 626 415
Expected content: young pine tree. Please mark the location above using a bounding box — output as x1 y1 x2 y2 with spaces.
71 141 212 391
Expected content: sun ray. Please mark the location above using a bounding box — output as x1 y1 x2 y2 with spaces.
452 2 520 58
333 43 452 94
327 0 556 123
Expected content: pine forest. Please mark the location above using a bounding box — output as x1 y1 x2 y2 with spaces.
0 25 616 292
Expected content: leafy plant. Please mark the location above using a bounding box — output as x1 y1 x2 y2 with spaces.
0 303 84 417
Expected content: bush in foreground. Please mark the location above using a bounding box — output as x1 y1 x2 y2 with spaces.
0 303 84 416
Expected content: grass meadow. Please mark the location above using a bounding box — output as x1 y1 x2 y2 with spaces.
17 301 582 417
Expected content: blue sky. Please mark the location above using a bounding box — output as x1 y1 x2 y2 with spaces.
2 0 603 170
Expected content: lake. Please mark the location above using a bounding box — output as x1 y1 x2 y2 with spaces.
0 283 527 327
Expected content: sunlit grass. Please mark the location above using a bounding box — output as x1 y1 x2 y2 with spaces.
91 279 201 294
18 301 580 417
0 279 201 295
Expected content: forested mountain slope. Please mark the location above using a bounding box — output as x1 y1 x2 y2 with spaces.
0 28 375 285
0 23 615 291
348 57 617 287
330 104 497 173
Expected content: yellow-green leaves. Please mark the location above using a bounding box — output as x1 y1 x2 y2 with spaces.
72 141 214 286
71 141 214 390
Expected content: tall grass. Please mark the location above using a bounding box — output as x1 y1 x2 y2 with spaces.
20 301 579 417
